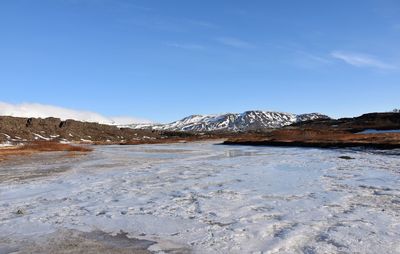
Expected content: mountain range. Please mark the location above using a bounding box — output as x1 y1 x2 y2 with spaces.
123 111 330 132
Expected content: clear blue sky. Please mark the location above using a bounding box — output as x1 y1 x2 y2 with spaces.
1 0 399 123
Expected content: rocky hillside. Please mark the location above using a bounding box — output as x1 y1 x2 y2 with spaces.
124 111 329 132
289 112 400 132
0 116 195 144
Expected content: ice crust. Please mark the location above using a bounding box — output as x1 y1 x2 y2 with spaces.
0 142 400 253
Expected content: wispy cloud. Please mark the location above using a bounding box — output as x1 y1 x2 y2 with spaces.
331 51 396 70
166 42 205 50
216 37 254 49
0 102 152 125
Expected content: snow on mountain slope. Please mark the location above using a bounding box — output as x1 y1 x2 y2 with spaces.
123 111 330 132
296 113 329 122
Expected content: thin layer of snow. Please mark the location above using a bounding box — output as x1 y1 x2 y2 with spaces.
0 142 14 147
33 133 51 141
80 139 93 143
1 133 11 139
0 143 399 253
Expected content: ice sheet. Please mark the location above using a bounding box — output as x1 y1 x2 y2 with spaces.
1 142 400 253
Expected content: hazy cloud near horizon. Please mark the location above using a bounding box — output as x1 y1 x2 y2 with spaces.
0 102 152 125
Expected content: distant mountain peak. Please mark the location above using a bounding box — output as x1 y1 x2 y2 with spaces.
123 110 330 132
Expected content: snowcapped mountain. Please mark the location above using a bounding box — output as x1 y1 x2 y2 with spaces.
123 111 329 132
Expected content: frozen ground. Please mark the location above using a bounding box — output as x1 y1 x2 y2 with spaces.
0 142 400 253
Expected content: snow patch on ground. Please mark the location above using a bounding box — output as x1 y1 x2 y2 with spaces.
0 142 14 147
33 133 51 141
0 143 399 253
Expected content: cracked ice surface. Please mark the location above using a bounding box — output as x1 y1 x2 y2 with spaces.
1 142 400 253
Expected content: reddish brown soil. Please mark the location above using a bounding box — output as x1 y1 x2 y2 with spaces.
0 141 92 161
224 129 400 149
21 141 93 152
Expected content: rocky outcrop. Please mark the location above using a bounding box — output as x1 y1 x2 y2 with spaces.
0 116 195 144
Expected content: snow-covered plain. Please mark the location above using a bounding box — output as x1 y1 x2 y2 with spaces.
1 142 400 253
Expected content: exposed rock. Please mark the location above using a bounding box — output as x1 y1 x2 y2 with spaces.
0 116 198 144
338 156 355 160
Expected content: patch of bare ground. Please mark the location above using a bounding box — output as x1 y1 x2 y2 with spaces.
0 230 155 254
0 141 92 162
0 229 192 254
22 141 93 152
224 129 400 149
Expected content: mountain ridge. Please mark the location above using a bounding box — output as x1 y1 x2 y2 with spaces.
123 110 330 132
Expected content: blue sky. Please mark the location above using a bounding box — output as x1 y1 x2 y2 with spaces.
1 0 399 123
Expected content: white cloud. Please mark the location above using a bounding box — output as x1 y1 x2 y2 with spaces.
166 42 205 50
331 51 396 69
216 37 254 49
0 102 152 125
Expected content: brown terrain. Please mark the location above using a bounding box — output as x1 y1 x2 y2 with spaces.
0 115 251 145
0 116 237 160
2 112 400 161
0 141 93 162
0 116 173 144
0 116 239 144
224 112 400 149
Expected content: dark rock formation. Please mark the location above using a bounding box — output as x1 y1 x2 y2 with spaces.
0 116 193 144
